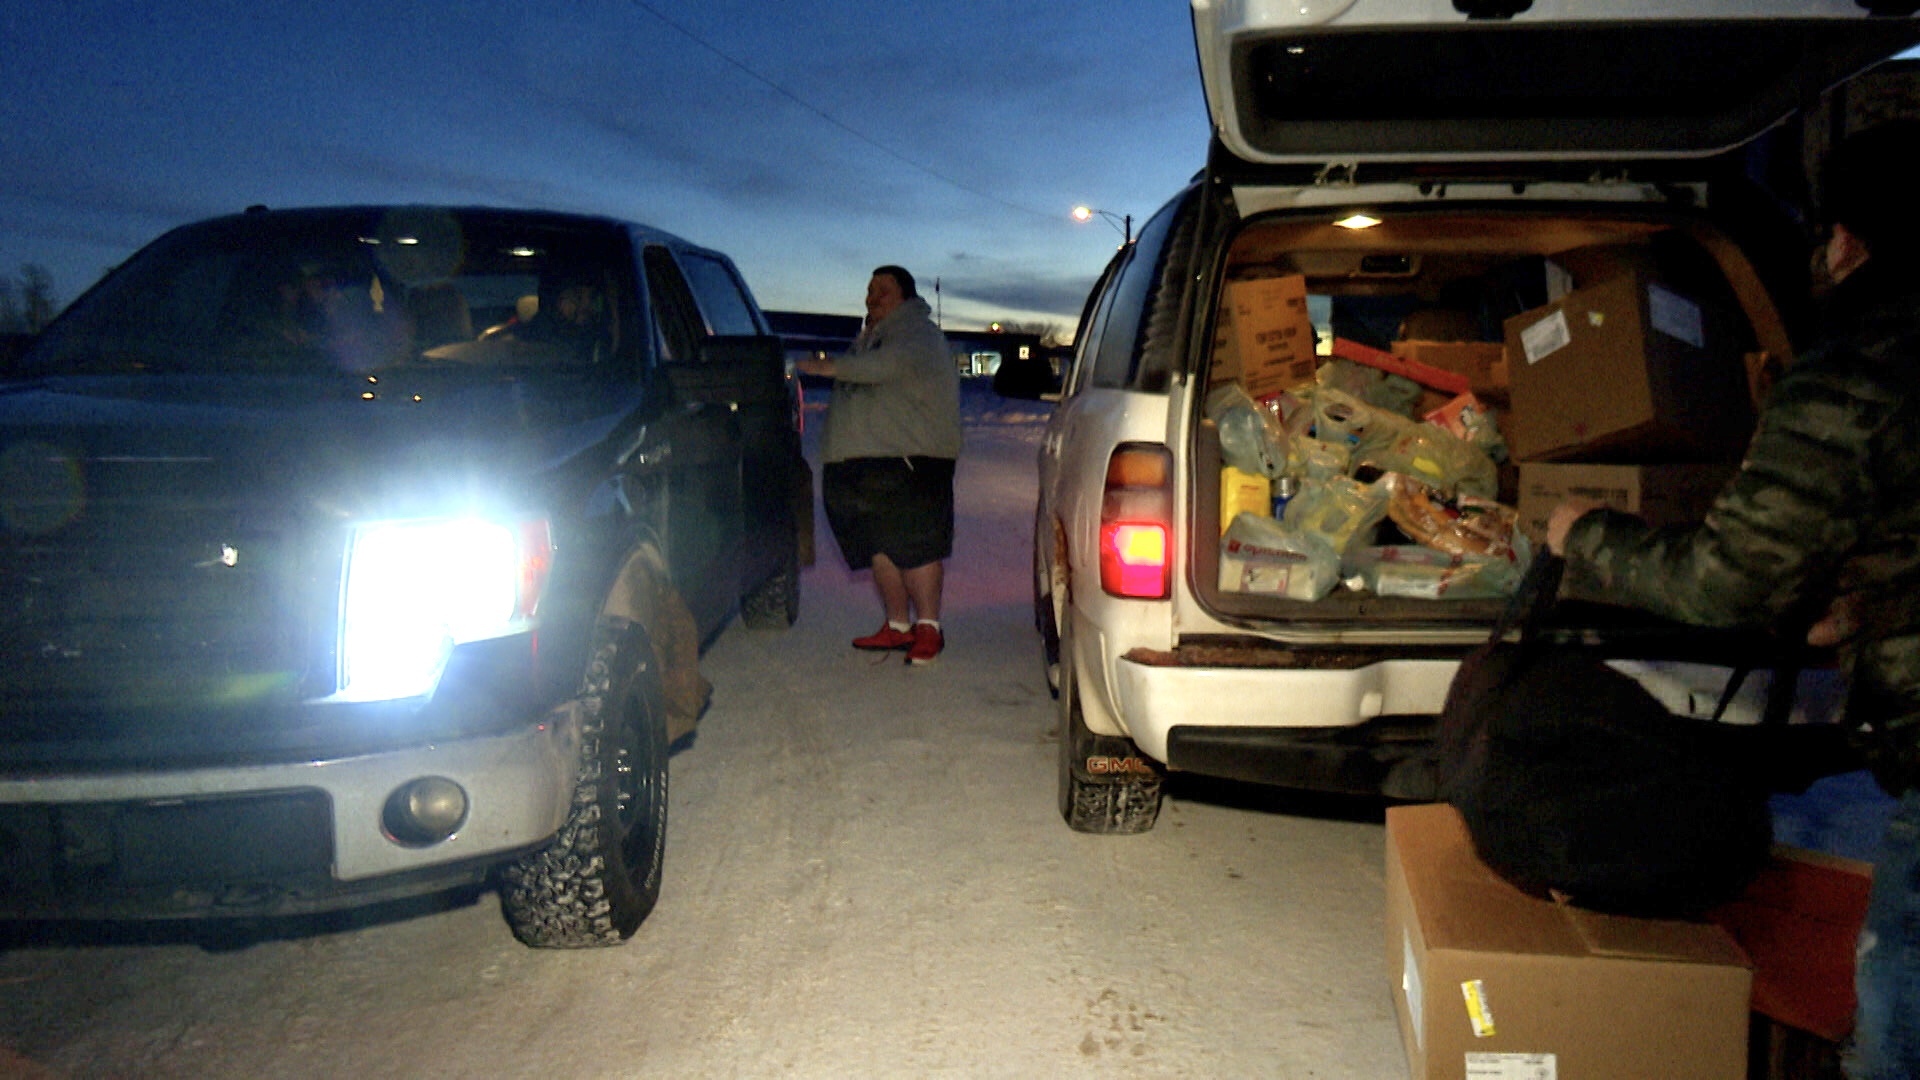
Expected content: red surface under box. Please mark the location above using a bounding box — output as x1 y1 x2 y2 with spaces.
1706 846 1873 1043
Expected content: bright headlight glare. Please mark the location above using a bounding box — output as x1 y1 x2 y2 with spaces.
332 516 547 702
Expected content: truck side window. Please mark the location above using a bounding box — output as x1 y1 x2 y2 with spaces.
643 246 704 363
1089 200 1179 391
678 253 762 337
1067 256 1124 398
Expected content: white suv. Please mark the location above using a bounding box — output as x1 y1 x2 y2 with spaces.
1036 1 1920 833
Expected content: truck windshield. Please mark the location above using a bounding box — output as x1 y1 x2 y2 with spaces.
23 210 638 379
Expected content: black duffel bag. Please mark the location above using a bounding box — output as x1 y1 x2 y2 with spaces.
1437 553 1801 919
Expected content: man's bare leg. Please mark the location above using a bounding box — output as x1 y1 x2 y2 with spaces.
903 560 943 624
871 553 913 627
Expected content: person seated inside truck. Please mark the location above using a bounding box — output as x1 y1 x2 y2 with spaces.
509 273 616 362
238 256 408 373
431 272 616 367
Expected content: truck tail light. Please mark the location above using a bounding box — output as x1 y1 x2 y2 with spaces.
1099 443 1174 599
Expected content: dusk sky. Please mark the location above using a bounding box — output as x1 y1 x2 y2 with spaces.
0 0 1212 335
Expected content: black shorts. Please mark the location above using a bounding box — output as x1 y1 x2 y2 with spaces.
822 456 956 571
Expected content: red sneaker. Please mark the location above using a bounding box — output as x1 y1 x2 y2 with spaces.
905 622 944 666
852 623 915 651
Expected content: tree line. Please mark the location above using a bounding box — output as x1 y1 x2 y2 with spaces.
1 264 60 333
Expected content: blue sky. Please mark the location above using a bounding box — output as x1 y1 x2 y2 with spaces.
0 0 1212 334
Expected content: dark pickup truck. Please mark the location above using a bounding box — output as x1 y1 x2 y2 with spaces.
0 205 809 947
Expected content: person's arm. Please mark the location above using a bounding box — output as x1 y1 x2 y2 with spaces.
1545 498 1607 554
827 322 941 385
1554 365 1879 628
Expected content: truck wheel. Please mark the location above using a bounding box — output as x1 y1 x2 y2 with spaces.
500 618 669 947
1056 618 1163 834
1037 588 1062 700
740 538 800 629
1035 524 1061 699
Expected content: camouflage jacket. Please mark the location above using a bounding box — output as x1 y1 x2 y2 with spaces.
1563 261 1920 794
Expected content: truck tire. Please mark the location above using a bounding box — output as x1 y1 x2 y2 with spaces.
740 537 800 629
500 618 669 947
1056 617 1164 834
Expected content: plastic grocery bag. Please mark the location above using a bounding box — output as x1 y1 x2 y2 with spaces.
1355 423 1499 500
1219 513 1341 600
1316 356 1425 416
1206 383 1288 478
1312 387 1494 499
1341 545 1524 600
1280 474 1389 556
1381 473 1526 559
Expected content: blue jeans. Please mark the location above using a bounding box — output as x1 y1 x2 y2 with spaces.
1847 788 1920 1080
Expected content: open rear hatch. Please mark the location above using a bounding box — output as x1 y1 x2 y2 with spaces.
1185 2 1916 670
1192 1 1920 165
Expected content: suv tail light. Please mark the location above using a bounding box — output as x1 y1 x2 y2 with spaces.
1099 443 1174 600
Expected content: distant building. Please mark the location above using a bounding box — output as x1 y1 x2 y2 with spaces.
764 310 861 370
766 310 1056 389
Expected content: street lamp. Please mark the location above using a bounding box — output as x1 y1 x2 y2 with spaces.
1071 205 1132 246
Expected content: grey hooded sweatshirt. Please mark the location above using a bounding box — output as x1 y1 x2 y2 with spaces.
818 295 963 464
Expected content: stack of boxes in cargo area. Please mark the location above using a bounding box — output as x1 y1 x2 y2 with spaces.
1210 258 1759 600
1502 268 1755 541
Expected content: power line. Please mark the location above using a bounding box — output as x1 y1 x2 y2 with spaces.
623 0 1058 225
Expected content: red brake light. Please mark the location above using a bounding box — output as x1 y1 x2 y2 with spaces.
1099 444 1173 599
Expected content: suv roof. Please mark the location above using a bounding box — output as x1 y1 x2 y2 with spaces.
1192 0 1920 163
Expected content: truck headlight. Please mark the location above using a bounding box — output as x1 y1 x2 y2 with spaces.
327 516 552 702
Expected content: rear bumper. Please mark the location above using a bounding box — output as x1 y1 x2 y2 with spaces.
1165 717 1444 799
1109 653 1461 762
0 701 583 919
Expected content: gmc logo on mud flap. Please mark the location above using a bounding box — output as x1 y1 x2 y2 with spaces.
1086 755 1155 777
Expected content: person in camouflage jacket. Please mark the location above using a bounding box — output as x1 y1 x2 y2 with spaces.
1548 120 1920 1080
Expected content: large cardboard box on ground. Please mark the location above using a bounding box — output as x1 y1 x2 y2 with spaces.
1502 273 1753 462
1224 275 1317 398
1513 462 1737 544
1386 803 1751 1080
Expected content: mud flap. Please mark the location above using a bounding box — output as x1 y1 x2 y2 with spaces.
1066 712 1162 787
651 579 712 744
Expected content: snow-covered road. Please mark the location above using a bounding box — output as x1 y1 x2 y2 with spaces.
0 386 1406 1079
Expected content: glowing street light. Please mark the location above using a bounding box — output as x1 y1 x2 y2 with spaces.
1072 205 1132 245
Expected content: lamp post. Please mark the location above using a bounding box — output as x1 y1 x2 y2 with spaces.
1071 205 1132 246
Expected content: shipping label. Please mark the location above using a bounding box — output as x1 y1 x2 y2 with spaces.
1518 310 1571 365
1465 1052 1557 1080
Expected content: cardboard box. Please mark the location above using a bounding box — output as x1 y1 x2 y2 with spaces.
1513 462 1736 544
1219 465 1271 535
1386 803 1751 1080
1225 275 1317 398
1502 273 1753 462
1331 337 1471 396
1210 303 1241 386
1391 340 1510 397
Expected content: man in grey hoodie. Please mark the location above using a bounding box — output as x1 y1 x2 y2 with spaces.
798 266 963 664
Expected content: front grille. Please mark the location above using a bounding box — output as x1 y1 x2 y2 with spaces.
0 457 336 727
